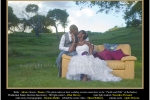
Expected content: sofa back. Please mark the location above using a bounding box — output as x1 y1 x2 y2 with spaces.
94 44 131 55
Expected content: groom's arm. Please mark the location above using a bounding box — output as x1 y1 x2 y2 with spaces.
59 35 69 51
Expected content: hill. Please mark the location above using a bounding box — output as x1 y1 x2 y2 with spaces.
8 26 142 87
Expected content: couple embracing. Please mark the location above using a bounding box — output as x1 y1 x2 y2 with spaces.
56 25 122 82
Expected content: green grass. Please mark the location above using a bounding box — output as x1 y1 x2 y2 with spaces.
8 26 143 88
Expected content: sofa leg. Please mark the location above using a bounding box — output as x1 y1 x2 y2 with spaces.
124 61 134 79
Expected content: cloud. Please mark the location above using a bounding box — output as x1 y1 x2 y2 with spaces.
8 1 126 33
41 1 72 9
68 17 77 25
8 1 40 18
73 8 95 17
8 1 73 18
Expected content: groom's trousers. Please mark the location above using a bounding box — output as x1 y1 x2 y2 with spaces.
56 50 77 77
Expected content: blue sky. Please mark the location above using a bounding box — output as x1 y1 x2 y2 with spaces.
8 1 126 33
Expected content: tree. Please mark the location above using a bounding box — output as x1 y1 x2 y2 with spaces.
46 9 69 40
29 15 53 33
20 4 40 36
75 1 142 27
25 4 39 13
8 6 20 32
123 1 142 27
60 19 69 33
18 18 30 32
28 15 48 33
59 9 69 33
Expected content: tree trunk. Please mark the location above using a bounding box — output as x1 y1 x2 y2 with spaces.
31 25 39 37
22 24 26 32
34 27 39 37
16 25 21 32
30 13 39 36
54 25 60 40
42 26 45 33
35 27 39 37
37 14 41 35
64 27 65 33
22 27 25 32
22 11 40 36
13 26 15 32
40 24 43 33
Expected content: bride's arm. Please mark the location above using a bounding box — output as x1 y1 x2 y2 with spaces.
68 41 76 52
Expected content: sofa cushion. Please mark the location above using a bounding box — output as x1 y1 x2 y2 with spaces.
116 44 131 55
106 60 125 70
97 45 105 52
62 54 71 59
110 49 128 60
93 45 98 51
96 44 131 56
103 43 118 51
97 49 113 60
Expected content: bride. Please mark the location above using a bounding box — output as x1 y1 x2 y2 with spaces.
66 30 122 82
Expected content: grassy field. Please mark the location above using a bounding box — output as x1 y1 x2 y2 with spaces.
8 26 142 88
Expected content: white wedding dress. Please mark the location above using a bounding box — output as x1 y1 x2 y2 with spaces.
66 44 122 82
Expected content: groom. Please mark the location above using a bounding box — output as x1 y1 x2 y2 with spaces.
56 24 89 77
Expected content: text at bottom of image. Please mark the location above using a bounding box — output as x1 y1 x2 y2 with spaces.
15 96 140 99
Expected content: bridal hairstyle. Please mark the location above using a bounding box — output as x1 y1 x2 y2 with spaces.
79 30 88 40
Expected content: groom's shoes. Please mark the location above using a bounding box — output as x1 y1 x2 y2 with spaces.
55 57 58 65
86 78 91 82
80 74 91 82
57 65 61 77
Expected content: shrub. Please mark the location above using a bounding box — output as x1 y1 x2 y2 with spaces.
31 28 52 33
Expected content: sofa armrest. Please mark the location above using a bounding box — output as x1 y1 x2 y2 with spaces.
121 56 137 61
62 54 71 60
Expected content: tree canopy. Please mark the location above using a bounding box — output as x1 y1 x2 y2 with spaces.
46 9 69 40
21 4 41 36
75 1 142 27
8 6 20 32
8 4 70 40
25 4 39 13
123 1 142 27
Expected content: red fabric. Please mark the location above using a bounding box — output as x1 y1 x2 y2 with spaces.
93 52 103 60
110 49 129 60
97 49 113 60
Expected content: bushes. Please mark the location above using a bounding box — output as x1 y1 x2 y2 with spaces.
31 27 52 33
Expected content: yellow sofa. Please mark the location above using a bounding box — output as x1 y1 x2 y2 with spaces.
61 44 137 79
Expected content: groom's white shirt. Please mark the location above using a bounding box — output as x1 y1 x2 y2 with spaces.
59 32 89 51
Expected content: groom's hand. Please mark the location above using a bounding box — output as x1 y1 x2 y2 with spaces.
71 33 75 42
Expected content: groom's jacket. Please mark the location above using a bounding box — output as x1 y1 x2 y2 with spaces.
59 32 89 51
